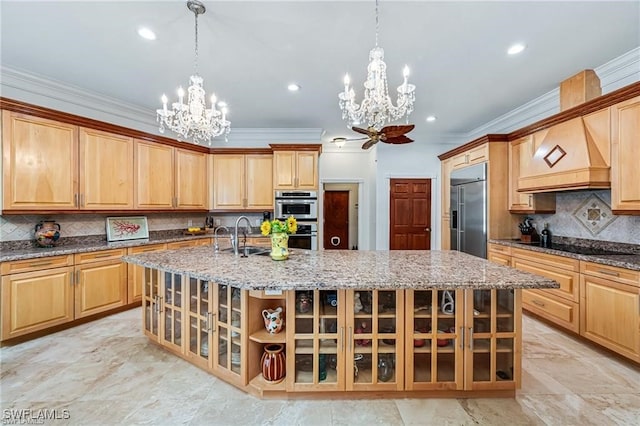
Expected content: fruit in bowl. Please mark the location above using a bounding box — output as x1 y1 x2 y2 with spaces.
187 227 201 232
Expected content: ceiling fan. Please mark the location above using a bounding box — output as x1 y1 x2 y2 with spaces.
332 125 415 150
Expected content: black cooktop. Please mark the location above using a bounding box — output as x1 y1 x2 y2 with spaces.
545 244 628 256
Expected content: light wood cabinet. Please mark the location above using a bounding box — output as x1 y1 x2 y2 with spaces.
1 256 74 340
135 140 208 210
79 127 134 209
580 262 640 362
487 243 511 267
451 144 488 170
405 288 520 391
441 158 453 250
508 136 556 214
212 154 273 210
73 249 127 319
127 243 167 304
511 247 580 333
273 151 318 190
167 238 211 250
2 111 78 210
611 95 640 214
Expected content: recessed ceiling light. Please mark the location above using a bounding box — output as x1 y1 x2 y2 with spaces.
288 83 301 92
507 43 526 55
137 27 156 41
426 115 437 122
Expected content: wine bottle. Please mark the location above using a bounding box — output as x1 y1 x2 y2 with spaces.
540 223 552 248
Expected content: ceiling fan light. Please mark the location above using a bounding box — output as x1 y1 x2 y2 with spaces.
332 137 347 148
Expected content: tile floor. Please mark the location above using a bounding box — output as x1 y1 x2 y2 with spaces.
1 308 639 425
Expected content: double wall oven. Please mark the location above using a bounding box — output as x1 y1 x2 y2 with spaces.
275 190 318 250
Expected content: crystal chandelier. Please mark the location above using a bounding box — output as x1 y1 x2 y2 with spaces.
156 0 230 146
338 0 416 130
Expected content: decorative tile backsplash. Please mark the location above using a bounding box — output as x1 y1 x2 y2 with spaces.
528 190 640 244
0 212 265 242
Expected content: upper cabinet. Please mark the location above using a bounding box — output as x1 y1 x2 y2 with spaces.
212 153 273 211
2 111 134 211
135 140 208 210
272 149 319 190
508 136 555 214
450 144 488 170
610 95 640 214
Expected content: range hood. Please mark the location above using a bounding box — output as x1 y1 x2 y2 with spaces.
517 70 609 193
517 111 610 193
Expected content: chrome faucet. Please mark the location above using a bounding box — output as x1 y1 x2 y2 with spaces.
233 216 252 256
213 226 230 252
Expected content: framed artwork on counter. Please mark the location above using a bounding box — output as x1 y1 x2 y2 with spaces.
106 216 149 242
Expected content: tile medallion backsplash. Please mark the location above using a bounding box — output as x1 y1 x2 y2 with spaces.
529 190 640 244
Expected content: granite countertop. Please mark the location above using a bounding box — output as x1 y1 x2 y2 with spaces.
123 247 559 291
489 239 640 272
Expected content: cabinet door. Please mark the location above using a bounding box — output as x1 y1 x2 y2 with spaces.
465 289 520 391
160 272 185 354
142 267 162 341
185 276 212 369
212 284 247 385
175 148 208 209
345 290 404 391
74 260 127 318
508 137 555 213
441 158 452 218
441 217 451 250
134 140 174 209
611 96 640 213
580 275 640 362
79 128 134 209
127 244 166 304
405 290 463 390
273 151 296 189
286 290 346 392
1 267 74 340
295 151 318 189
2 111 78 210
245 154 274 209
213 155 245 209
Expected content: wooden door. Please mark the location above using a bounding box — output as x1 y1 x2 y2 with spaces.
213 154 245 209
1 267 74 340
175 149 208 209
324 190 349 249
74 260 127 319
296 151 319 189
134 140 174 209
389 179 431 250
2 111 78 210
245 154 274 209
79 127 134 210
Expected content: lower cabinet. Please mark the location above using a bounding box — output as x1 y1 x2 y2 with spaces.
1 249 127 341
127 243 167 304
405 289 520 391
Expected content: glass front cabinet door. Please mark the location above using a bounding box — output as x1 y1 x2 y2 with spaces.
212 284 247 385
142 267 161 341
161 272 184 354
345 290 404 391
405 289 464 390
465 289 520 390
286 290 346 391
185 276 212 370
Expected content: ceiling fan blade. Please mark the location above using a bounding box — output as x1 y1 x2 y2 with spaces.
361 139 377 150
351 126 375 136
380 124 415 139
383 135 414 145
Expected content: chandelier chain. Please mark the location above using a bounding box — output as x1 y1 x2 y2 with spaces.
193 7 199 74
375 0 379 47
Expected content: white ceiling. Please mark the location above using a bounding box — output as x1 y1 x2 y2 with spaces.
1 1 639 144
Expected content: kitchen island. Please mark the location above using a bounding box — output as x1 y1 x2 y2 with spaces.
123 247 558 398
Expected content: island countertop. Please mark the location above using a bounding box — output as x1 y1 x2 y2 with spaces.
123 247 559 291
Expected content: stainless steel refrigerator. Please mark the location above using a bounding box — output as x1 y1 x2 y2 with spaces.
450 163 487 259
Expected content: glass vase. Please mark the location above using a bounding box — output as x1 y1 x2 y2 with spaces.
270 232 289 260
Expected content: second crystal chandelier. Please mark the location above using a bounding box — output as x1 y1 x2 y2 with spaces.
338 0 416 130
156 0 230 146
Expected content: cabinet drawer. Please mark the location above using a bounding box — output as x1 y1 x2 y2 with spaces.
512 258 579 302
488 243 511 256
488 252 511 267
523 289 579 333
74 249 126 264
128 243 167 255
1 255 74 275
167 240 202 250
511 248 579 271
581 261 639 287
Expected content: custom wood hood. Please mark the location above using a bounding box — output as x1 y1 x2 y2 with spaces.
517 111 610 193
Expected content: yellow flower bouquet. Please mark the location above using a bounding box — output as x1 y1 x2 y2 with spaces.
261 216 297 260
260 215 297 236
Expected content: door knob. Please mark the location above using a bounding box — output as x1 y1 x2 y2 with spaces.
425 228 431 232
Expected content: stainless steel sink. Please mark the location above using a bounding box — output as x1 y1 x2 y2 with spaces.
221 246 270 256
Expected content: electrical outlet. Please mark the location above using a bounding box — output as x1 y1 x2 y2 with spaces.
188 220 193 227
215 218 221 226
255 219 261 226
